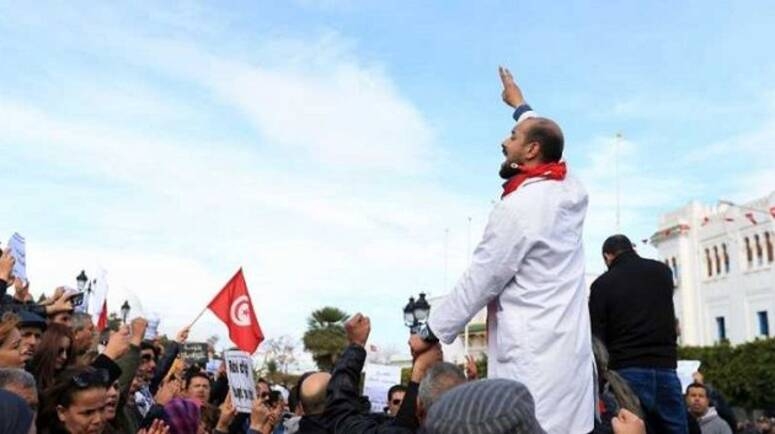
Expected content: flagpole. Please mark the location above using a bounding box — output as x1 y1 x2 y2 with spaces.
189 305 209 329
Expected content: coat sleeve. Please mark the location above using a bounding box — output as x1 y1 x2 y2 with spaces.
324 344 412 434
428 201 533 344
150 341 180 395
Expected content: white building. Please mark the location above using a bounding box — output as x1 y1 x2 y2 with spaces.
651 191 775 346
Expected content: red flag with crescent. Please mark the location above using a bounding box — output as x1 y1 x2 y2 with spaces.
208 268 264 353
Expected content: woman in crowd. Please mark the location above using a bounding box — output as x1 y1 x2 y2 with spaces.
38 366 110 434
30 322 76 390
0 312 25 368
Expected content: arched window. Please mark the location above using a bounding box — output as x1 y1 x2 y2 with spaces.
713 246 721 275
705 248 713 277
722 243 730 273
766 232 774 264
755 234 763 266
744 237 753 269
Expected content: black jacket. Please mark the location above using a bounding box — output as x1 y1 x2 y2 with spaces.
298 414 329 434
589 251 678 369
324 344 415 434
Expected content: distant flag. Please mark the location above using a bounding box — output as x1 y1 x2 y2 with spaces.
207 268 264 354
770 206 775 219
87 268 109 331
744 212 758 225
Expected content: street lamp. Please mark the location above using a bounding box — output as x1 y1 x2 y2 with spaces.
403 297 416 328
414 293 430 325
120 300 131 324
76 271 88 291
403 292 431 333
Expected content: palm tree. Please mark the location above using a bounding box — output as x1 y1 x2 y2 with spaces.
302 306 349 371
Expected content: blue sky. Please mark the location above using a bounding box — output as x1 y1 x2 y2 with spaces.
1 1 773 366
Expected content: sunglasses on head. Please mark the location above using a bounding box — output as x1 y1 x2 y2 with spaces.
71 368 110 388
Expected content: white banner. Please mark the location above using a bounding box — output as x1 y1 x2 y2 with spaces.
7 232 27 285
363 363 402 413
225 350 257 413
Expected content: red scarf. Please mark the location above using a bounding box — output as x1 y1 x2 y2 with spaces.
501 161 567 198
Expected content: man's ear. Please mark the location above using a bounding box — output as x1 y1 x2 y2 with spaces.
526 141 542 161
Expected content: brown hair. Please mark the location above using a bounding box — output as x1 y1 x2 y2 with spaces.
29 322 76 390
0 312 20 346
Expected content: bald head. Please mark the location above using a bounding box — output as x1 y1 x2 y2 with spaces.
300 372 331 416
522 117 564 162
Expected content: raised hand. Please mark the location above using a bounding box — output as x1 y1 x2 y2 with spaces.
464 354 479 380
216 393 237 431
411 343 443 382
0 249 16 282
498 66 526 108
345 313 371 347
103 325 131 361
175 326 191 344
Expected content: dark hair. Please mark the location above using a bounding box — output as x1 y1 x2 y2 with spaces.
185 371 211 390
602 234 635 256
38 366 109 434
140 341 159 360
29 323 76 390
387 384 407 402
686 382 708 396
524 118 564 162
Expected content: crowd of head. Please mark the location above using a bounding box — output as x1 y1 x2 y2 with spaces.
1 242 772 434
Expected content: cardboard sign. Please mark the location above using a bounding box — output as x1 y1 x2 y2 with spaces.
676 360 702 394
7 232 27 285
225 350 256 413
180 342 209 367
363 363 402 413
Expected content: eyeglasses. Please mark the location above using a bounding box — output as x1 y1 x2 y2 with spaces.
391 399 402 405
140 354 155 362
71 368 110 388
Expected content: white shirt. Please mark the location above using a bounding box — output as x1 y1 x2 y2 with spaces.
428 172 594 434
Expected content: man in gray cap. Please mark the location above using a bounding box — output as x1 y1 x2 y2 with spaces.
17 310 46 364
423 379 546 434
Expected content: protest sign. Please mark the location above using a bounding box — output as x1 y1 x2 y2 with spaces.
676 360 701 393
7 232 27 285
181 342 209 367
144 315 161 341
363 363 402 413
225 350 256 413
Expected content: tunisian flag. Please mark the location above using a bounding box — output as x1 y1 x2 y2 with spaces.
207 268 264 354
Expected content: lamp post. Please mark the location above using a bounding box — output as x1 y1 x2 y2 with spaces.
403 292 431 333
120 300 131 324
76 270 91 312
76 271 88 291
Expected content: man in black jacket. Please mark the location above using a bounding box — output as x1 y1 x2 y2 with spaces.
589 235 688 434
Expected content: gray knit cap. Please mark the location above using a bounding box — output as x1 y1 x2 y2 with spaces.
424 379 547 434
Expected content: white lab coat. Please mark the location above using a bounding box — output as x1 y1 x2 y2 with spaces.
428 173 594 434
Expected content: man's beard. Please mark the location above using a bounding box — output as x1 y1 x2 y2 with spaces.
499 160 521 179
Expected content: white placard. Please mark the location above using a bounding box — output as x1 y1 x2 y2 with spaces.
363 363 402 413
676 360 701 394
225 350 257 413
144 316 161 340
7 232 27 285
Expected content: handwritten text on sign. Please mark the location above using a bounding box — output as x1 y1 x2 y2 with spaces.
225 350 256 413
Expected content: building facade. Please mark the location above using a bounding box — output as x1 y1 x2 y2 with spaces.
651 191 775 346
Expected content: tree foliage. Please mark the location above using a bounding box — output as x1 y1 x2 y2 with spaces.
303 306 349 371
679 338 775 410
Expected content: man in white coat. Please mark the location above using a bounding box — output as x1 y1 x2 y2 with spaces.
410 67 594 434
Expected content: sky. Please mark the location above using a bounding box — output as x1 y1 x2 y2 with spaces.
1 1 774 369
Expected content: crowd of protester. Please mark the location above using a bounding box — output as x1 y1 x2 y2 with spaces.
0 241 772 434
